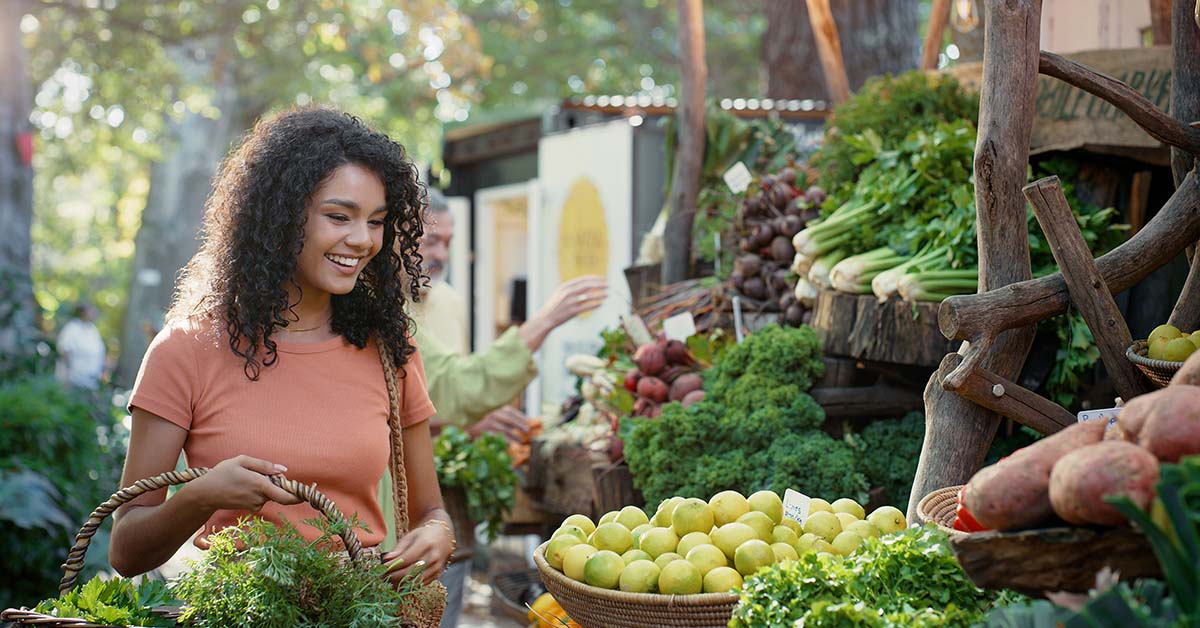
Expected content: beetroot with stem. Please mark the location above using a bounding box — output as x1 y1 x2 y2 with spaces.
770 236 795 263
735 254 762 278
633 343 666 376
664 339 696 366
742 276 767 300
636 376 669 403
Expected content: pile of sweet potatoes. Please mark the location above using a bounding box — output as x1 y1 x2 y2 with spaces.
960 351 1200 531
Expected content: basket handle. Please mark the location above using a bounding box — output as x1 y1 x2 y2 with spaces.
59 467 364 594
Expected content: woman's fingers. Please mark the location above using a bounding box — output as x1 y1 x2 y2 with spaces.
235 455 288 475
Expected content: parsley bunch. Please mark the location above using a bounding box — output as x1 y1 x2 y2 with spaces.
730 526 995 628
34 577 177 627
172 515 421 628
433 426 517 542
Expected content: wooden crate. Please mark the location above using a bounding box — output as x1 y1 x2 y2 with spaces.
810 289 955 368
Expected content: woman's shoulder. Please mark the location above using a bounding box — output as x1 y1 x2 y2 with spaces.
149 315 225 356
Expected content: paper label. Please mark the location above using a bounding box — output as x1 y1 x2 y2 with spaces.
1077 407 1121 427
662 312 697 341
731 296 745 344
783 488 811 524
723 161 752 194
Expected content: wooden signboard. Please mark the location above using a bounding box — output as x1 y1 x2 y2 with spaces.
950 46 1173 158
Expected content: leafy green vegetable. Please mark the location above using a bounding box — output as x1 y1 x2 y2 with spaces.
849 412 924 512
173 515 421 628
433 426 517 542
813 71 979 203
625 324 869 504
730 525 995 628
34 576 177 627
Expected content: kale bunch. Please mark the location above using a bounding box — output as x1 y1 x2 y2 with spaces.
626 324 868 504
850 412 926 512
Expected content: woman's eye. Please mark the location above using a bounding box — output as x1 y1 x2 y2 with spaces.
327 214 349 222
369 220 385 227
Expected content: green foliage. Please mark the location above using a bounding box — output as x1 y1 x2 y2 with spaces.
0 375 127 609
625 324 861 504
812 71 980 202
34 576 176 627
729 526 995 628
432 426 517 542
173 515 422 628
850 412 925 512
704 323 825 397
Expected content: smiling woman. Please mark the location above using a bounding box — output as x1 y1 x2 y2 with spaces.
106 108 453 621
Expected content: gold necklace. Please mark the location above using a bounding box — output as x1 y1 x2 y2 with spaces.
280 316 332 333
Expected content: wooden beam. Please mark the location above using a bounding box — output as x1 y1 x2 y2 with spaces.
1038 51 1200 155
804 0 851 105
938 171 1200 342
909 0 1043 522
811 383 924 419
1128 170 1152 235
1172 0 1199 185
939 353 1075 435
921 0 951 70
1023 176 1152 400
661 0 706 284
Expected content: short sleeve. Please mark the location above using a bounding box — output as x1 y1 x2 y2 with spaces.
128 324 199 430
397 346 437 428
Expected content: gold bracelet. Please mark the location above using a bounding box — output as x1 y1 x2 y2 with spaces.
422 518 457 555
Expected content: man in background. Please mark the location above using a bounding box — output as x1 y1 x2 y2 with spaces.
56 302 106 390
396 190 606 627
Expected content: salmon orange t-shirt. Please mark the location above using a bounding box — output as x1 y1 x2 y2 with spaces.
128 318 435 548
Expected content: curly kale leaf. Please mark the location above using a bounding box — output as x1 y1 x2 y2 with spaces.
850 412 925 511
706 324 825 397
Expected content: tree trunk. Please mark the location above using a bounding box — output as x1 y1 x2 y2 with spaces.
762 0 920 101
0 0 38 360
661 0 706 284
114 41 251 385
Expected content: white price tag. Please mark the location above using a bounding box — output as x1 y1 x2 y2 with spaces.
662 312 697 341
1077 407 1121 427
723 161 752 194
783 488 811 524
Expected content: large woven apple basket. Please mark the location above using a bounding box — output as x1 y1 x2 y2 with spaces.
533 542 739 628
1 467 435 628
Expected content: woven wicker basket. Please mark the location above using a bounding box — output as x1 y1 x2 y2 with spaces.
1 467 369 628
533 543 738 628
916 485 966 538
1126 340 1182 387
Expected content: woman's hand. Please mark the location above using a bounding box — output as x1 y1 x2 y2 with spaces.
382 520 455 586
184 455 304 512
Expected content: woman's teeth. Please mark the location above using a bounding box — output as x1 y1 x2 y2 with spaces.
326 254 358 268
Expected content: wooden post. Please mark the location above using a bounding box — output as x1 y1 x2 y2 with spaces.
804 0 851 105
661 0 706 284
938 354 1076 435
1023 176 1152 400
908 0 1043 522
921 0 951 70
1167 0 1200 331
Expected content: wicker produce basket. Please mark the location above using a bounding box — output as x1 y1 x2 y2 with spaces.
490 567 542 623
533 543 738 628
1127 340 1181 387
917 485 1161 594
2 467 369 628
915 484 966 538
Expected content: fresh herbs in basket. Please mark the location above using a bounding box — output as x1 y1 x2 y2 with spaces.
433 426 517 542
33 577 177 627
172 515 424 628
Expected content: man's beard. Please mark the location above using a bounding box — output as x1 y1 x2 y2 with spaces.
424 262 445 282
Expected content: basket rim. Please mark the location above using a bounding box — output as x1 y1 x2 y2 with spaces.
534 542 739 607
915 484 966 538
1127 340 1186 369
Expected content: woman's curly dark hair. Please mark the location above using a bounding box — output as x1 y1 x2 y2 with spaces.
168 106 427 379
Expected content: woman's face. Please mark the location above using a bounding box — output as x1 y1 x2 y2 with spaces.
294 163 388 298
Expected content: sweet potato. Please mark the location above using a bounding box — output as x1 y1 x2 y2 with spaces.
1117 389 1167 441
1048 441 1159 526
1137 384 1200 462
962 420 1106 531
1171 349 1200 386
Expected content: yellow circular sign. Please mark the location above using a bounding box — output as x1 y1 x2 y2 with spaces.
557 177 609 281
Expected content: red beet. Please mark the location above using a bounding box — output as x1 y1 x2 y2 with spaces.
633 343 666 376
623 369 641 392
664 339 695 366
681 390 706 408
669 373 704 402
637 376 669 403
